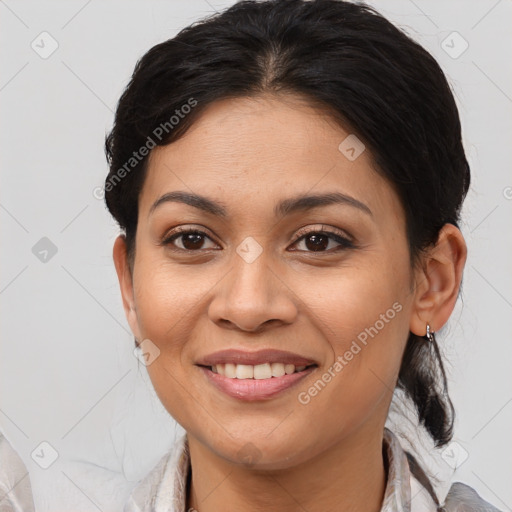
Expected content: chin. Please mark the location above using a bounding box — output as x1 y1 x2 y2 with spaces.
204 430 313 470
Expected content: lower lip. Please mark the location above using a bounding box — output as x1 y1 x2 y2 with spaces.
199 366 316 401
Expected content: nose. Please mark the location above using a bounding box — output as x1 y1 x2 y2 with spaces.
207 251 299 333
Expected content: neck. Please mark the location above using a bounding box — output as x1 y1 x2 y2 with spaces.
186 423 388 512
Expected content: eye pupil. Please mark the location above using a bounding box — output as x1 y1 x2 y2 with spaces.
305 233 329 252
182 232 204 250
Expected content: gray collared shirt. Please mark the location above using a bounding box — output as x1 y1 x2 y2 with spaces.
123 428 503 512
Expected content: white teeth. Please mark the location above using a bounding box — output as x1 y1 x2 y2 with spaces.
271 362 286 377
209 362 313 379
236 364 254 379
253 363 272 379
284 364 295 375
224 363 237 379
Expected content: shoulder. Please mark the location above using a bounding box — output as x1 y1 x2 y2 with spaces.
441 481 503 512
124 432 189 512
0 431 35 512
124 450 171 512
391 429 503 512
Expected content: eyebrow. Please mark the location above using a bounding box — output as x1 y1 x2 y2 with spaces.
149 190 373 218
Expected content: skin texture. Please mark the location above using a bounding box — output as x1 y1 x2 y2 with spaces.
113 93 467 512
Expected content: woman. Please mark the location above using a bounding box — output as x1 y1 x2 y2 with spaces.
104 0 503 510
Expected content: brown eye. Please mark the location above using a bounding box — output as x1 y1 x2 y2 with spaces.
290 227 354 253
162 228 219 251
301 233 330 251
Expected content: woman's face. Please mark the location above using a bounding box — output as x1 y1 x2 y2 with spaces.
117 93 420 468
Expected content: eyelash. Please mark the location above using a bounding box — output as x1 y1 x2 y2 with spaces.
161 225 355 253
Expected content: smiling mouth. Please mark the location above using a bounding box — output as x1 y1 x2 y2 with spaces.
198 363 317 401
200 362 318 379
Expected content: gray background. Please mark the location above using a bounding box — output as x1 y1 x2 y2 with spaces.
1 1 511 511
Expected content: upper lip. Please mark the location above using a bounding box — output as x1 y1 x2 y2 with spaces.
197 349 317 367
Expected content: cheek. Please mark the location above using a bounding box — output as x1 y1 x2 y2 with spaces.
130 257 222 421
292 255 411 420
132 256 212 342
297 252 409 351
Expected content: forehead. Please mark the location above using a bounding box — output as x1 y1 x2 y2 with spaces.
139 93 403 226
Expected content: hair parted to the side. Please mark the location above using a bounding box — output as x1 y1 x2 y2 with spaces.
104 0 470 448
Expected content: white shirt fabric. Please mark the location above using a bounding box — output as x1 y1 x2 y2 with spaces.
0 426 503 512
0 432 35 512
123 427 503 512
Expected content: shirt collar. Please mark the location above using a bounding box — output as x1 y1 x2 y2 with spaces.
127 427 439 512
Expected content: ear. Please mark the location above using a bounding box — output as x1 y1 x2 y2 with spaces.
112 234 141 340
409 223 467 336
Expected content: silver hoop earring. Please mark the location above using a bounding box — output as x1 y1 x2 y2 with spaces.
425 323 434 342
